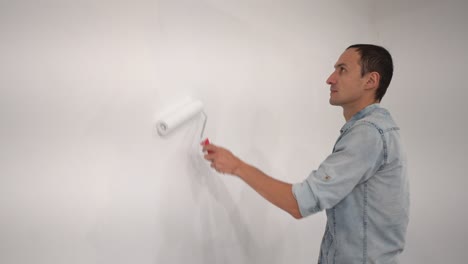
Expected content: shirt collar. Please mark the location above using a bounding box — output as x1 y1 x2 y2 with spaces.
340 103 380 134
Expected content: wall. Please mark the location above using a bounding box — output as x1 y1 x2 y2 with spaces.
0 1 376 263
374 0 468 263
4 0 465 263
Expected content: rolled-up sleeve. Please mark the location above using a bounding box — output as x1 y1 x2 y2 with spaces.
293 123 384 217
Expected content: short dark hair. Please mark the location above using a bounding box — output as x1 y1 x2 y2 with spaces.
347 44 393 102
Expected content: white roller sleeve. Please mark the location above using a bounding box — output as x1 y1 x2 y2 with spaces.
156 100 204 136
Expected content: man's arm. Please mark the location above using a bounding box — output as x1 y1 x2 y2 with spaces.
202 142 302 219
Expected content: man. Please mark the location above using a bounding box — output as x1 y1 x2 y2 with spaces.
202 44 409 263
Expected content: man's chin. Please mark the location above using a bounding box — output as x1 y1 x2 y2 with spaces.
329 99 340 106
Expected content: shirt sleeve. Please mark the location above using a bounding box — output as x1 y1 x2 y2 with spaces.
292 123 384 217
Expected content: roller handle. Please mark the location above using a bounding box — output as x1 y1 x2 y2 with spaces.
202 138 214 154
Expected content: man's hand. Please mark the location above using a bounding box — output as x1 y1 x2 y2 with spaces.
201 141 244 175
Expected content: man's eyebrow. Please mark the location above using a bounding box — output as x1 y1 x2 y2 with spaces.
334 63 347 69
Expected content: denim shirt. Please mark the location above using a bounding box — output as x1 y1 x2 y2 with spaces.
293 104 409 264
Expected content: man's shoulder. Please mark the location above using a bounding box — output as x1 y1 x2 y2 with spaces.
354 107 399 133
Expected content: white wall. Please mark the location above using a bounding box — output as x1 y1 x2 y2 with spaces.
0 1 376 263
375 0 468 263
2 0 465 263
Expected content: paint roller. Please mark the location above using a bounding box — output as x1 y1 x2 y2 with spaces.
156 98 208 140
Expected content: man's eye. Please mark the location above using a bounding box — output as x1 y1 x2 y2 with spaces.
340 67 346 72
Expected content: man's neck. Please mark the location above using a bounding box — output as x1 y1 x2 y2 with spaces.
342 100 379 122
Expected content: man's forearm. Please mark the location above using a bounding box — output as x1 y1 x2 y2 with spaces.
234 162 302 219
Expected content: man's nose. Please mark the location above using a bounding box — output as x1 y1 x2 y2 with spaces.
326 72 336 85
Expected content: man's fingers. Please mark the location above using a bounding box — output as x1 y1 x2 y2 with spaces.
204 153 216 161
201 142 228 174
202 143 217 152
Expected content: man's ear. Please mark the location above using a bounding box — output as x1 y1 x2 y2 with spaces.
365 72 380 90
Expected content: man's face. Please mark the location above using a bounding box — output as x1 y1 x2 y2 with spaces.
326 48 368 107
